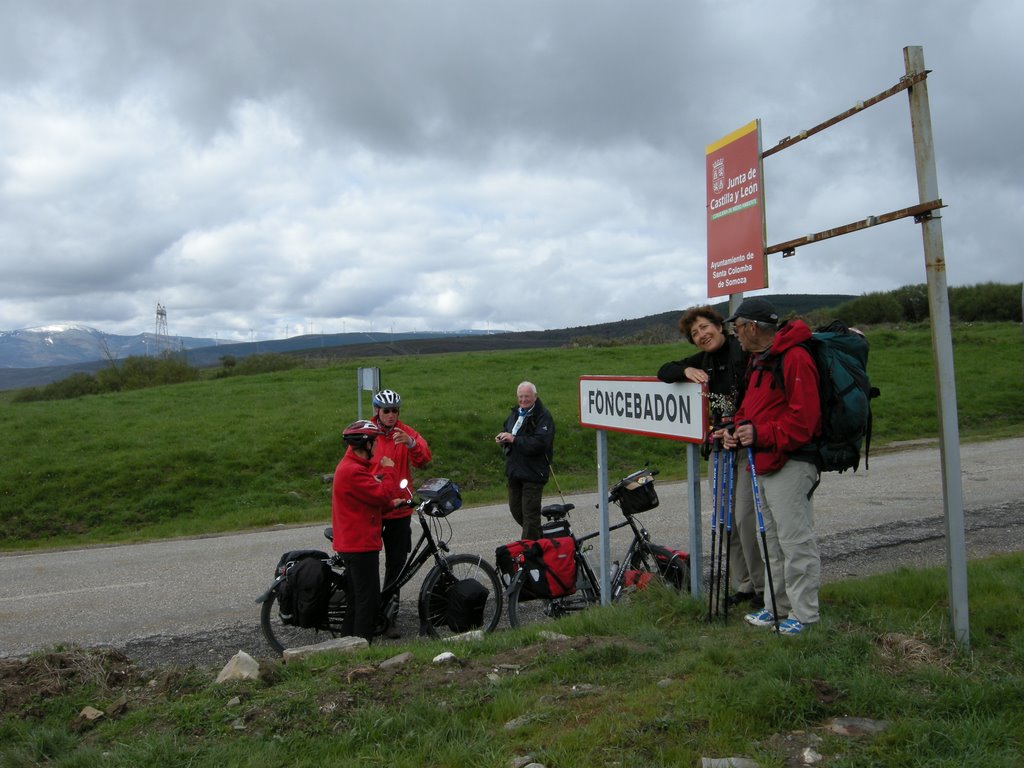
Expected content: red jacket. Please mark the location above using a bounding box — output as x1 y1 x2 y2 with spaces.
331 448 400 553
372 417 432 520
734 319 821 475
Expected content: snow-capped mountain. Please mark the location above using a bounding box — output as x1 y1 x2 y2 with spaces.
0 325 219 369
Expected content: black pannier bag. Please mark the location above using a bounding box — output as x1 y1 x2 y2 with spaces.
274 549 329 626
610 471 659 515
287 556 332 628
445 577 489 632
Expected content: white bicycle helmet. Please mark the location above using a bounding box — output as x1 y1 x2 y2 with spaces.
372 389 402 409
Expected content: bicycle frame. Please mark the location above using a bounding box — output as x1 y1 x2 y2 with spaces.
380 504 451 602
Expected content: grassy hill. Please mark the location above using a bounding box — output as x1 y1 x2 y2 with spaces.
1 321 1021 550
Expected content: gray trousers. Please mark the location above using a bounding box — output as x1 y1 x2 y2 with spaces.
757 458 820 624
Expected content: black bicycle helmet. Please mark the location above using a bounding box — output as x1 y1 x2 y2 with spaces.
372 389 402 409
342 419 382 448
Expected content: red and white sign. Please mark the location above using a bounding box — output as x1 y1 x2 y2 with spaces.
706 120 768 298
578 376 704 443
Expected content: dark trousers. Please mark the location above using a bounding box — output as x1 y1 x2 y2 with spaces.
338 550 380 642
508 478 544 540
381 516 413 598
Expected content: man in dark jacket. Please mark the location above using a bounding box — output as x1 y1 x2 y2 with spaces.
495 381 555 540
720 297 822 636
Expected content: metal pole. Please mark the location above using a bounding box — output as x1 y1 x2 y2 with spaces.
596 430 611 605
686 442 703 597
905 45 970 648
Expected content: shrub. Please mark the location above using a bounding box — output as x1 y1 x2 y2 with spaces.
834 292 904 325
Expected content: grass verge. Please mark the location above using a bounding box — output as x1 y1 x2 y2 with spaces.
2 553 1022 767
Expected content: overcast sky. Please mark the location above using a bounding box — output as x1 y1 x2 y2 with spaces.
2 1 1020 341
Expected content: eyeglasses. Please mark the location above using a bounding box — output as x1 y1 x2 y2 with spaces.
380 408 399 414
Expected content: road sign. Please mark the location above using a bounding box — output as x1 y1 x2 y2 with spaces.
578 376 705 443
706 119 768 298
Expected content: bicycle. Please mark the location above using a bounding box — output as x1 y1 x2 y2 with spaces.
258 477 503 654
499 468 690 629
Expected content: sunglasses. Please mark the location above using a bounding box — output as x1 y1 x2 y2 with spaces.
380 408 399 414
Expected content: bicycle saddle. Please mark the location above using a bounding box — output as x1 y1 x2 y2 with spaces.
541 503 574 520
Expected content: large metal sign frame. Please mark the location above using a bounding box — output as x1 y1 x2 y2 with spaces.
746 46 968 646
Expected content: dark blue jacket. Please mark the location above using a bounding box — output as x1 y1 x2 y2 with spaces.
502 398 555 484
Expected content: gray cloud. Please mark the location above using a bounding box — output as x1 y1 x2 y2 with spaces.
1 0 1020 340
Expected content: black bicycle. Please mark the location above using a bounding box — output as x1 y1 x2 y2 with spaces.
258 478 503 653
500 468 690 628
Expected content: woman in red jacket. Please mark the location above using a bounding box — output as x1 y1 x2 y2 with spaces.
332 420 401 642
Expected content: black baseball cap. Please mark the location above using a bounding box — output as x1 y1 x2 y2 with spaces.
724 297 780 325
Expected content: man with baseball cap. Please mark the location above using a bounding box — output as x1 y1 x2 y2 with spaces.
719 297 822 636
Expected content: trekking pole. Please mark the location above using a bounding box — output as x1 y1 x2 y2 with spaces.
739 422 780 634
707 440 720 622
722 446 736 622
713 448 727 618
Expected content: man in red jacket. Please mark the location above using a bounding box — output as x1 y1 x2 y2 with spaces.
370 389 432 637
720 297 822 636
332 420 401 642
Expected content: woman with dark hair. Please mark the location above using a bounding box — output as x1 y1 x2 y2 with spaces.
658 306 765 609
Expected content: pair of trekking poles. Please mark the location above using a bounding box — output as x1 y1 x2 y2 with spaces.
706 421 779 633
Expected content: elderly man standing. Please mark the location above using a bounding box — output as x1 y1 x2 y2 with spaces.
495 381 555 540
720 297 822 636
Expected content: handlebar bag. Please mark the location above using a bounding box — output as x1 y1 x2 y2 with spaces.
611 473 660 515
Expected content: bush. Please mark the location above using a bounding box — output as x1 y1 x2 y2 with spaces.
834 292 904 326
950 282 1022 322
11 373 104 402
892 283 930 322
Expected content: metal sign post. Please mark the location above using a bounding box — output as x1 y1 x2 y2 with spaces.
356 367 380 420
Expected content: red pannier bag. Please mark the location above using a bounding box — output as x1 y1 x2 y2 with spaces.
521 536 577 599
495 536 578 600
495 539 532 586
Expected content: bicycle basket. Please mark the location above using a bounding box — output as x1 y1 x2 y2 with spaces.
611 471 659 514
416 478 462 517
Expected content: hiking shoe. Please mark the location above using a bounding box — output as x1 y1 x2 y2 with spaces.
744 608 776 627
750 592 765 610
727 590 756 606
774 618 804 636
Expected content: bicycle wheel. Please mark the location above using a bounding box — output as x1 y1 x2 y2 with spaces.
260 576 348 655
417 553 503 639
628 542 690 592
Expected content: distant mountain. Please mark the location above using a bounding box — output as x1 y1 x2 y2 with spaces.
0 294 856 391
0 325 220 369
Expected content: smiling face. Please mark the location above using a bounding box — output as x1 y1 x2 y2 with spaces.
516 385 537 410
689 316 726 353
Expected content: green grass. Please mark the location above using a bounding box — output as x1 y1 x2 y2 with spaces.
1 322 1022 550
2 554 1022 766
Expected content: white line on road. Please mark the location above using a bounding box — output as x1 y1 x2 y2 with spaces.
0 582 153 602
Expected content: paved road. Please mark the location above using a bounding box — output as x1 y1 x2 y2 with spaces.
1 437 1021 664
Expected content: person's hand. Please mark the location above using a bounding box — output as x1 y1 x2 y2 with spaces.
378 456 395 468
684 366 709 385
392 428 413 447
495 432 514 445
731 423 755 448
